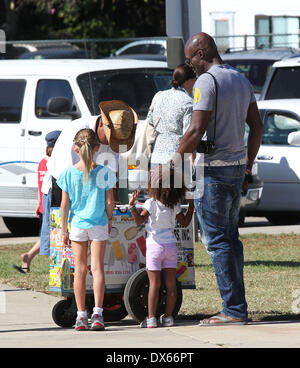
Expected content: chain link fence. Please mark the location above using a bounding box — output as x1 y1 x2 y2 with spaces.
1 33 299 59
0 37 167 59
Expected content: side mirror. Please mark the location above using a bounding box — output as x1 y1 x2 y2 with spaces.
288 131 300 146
47 97 81 120
167 37 185 69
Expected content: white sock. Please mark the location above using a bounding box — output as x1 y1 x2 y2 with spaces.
93 307 103 316
77 310 87 318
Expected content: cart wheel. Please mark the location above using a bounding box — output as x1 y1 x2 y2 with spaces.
52 298 77 328
124 268 182 323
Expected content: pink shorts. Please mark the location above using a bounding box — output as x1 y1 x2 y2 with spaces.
146 242 177 271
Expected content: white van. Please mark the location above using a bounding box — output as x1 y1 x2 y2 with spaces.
0 59 173 235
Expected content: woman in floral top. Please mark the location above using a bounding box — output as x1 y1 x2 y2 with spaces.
149 64 196 166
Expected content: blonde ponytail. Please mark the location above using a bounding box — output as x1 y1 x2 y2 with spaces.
73 129 99 182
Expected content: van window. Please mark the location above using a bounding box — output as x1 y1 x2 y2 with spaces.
35 79 78 118
262 111 300 145
77 69 173 119
265 67 300 99
0 79 26 123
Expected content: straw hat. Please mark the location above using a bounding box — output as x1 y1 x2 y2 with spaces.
99 100 138 153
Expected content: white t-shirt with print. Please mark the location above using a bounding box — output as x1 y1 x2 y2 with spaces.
142 197 182 245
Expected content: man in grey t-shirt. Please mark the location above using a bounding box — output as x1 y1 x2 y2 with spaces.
193 63 256 163
175 32 263 325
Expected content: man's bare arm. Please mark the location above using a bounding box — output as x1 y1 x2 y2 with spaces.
245 102 264 173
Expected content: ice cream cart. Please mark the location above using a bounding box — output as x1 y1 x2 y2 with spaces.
49 205 196 327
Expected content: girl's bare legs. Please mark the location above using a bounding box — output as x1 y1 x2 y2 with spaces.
90 240 106 308
72 241 88 312
147 270 161 318
163 268 177 316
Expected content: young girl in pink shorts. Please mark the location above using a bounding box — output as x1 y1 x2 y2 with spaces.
129 165 194 328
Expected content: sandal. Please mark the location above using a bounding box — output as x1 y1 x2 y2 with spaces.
12 264 30 274
199 313 247 326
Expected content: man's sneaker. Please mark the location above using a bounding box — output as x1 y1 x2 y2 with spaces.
140 316 157 328
90 314 105 331
159 314 174 327
75 316 89 331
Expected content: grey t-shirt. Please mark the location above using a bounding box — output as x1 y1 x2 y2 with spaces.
193 64 256 162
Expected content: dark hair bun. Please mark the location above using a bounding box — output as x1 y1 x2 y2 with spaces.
172 64 196 89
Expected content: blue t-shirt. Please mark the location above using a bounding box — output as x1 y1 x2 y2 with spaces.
57 165 117 229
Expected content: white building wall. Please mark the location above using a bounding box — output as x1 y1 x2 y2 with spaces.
201 0 300 34
200 0 300 50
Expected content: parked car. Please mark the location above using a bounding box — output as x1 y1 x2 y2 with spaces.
221 48 300 99
260 55 300 100
4 42 80 59
18 48 92 59
107 54 166 62
245 99 300 225
112 39 167 57
0 58 173 235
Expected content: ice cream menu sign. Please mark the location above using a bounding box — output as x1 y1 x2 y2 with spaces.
49 207 195 293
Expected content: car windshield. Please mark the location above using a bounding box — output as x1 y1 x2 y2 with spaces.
77 68 172 119
265 67 300 99
224 59 275 94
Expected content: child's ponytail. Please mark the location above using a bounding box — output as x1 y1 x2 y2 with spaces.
74 129 99 182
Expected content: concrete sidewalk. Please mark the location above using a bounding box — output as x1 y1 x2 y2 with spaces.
0 284 299 348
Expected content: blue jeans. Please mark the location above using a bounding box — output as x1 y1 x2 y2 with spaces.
40 190 51 256
194 165 247 320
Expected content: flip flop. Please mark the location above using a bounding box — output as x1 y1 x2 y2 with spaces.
12 264 30 274
199 313 247 326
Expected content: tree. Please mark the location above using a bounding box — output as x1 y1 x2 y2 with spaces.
1 0 166 40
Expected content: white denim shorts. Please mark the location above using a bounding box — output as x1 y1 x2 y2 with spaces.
69 224 108 242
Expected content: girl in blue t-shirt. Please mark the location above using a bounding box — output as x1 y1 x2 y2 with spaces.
57 128 116 331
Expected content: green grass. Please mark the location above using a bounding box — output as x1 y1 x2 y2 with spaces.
0 243 50 293
1 234 300 321
180 233 300 321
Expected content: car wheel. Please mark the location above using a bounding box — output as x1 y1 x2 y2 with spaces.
2 217 40 236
